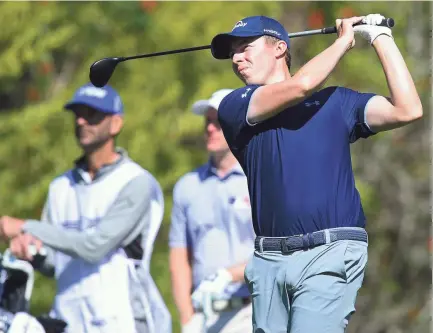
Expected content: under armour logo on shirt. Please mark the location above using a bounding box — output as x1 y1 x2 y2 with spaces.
305 101 320 107
242 88 252 98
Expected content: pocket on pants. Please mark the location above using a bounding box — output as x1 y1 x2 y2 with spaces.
343 241 368 283
244 256 254 284
340 240 369 326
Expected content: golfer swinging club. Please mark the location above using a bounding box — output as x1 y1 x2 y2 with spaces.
210 14 422 333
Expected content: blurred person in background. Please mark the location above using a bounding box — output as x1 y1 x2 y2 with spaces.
169 89 256 333
0 83 171 333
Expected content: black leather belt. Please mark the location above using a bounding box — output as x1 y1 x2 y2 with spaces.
255 227 368 254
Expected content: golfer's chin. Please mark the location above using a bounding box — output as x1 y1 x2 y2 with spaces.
237 73 261 86
235 75 248 85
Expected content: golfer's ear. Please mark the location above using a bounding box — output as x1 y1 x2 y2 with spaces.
110 115 123 136
275 40 287 58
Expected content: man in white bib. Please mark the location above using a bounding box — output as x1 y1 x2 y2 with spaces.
0 83 171 333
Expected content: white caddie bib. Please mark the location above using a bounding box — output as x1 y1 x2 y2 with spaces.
47 161 144 333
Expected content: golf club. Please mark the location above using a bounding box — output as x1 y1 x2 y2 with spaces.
89 17 394 88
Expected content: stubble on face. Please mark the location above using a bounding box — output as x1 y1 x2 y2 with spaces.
73 106 113 153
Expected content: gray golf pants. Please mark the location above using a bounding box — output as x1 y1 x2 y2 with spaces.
244 240 368 333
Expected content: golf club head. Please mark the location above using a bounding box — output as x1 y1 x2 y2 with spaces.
89 57 122 88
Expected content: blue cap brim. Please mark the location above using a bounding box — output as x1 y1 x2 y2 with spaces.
211 31 263 60
64 99 121 115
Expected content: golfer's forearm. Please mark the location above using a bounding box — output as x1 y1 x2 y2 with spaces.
248 38 348 123
373 35 422 120
227 262 247 283
170 250 194 324
293 38 348 93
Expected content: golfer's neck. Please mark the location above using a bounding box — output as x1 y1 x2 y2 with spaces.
264 64 291 84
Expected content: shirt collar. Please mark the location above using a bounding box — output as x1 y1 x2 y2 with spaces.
200 158 244 181
74 147 128 183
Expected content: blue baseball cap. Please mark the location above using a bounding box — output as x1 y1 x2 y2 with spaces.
64 83 123 115
211 16 290 60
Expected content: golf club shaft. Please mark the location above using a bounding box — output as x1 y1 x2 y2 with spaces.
117 28 322 62
119 45 211 62
119 17 394 62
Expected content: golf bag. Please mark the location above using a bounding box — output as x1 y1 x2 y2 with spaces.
0 249 67 333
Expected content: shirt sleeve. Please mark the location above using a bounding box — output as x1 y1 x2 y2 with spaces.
22 173 153 264
338 87 377 143
218 85 261 150
168 181 188 249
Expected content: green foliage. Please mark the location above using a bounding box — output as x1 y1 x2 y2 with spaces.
0 0 282 329
0 2 430 332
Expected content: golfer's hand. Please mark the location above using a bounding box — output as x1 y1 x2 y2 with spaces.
10 233 43 261
0 216 25 239
191 269 233 308
336 16 365 51
353 14 393 45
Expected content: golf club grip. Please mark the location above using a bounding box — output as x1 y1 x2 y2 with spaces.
321 17 395 35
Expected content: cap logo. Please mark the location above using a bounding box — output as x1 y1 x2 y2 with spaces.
232 20 247 30
78 86 107 99
264 29 281 36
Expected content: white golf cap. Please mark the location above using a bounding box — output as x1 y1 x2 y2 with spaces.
191 89 234 115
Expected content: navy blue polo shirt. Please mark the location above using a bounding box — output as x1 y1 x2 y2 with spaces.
218 85 376 237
